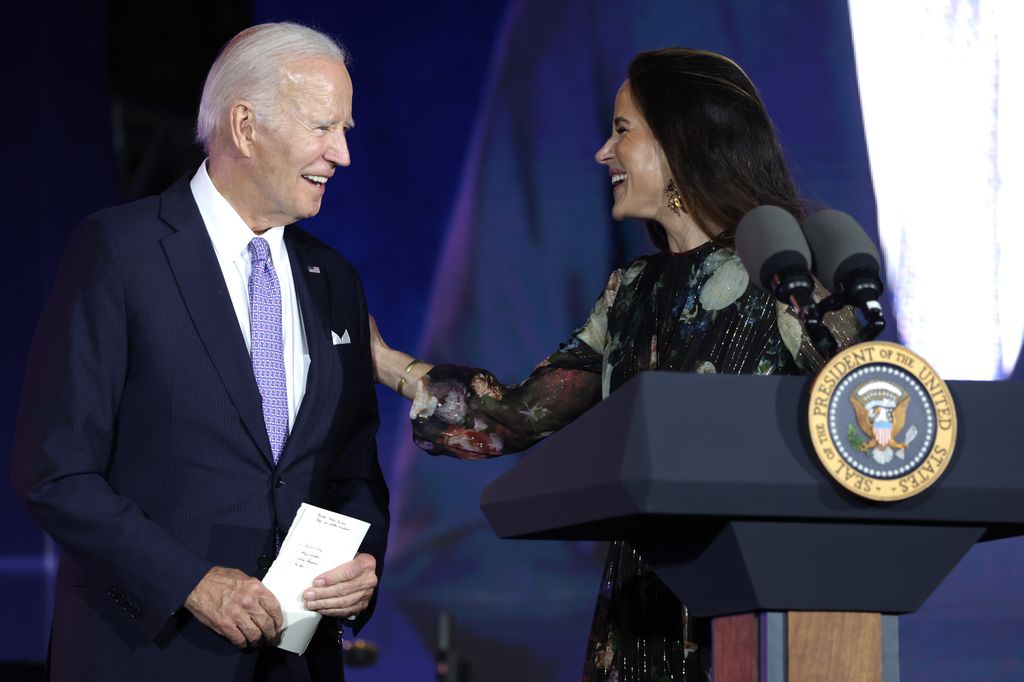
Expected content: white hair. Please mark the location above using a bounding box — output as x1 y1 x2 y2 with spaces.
195 22 348 152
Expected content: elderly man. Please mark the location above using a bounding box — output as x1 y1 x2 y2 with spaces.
12 22 388 681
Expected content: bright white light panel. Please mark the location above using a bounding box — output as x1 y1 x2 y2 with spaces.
849 0 1023 379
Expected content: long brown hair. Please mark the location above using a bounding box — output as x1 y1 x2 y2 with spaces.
627 48 805 250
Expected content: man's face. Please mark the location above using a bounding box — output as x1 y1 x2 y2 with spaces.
246 56 353 228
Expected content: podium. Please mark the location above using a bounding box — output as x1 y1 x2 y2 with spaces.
479 372 1024 681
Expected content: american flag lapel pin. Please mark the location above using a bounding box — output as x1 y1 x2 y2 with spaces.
307 265 321 273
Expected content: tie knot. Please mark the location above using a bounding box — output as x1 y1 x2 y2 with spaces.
249 237 271 264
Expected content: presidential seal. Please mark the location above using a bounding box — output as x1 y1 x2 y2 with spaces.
807 341 957 501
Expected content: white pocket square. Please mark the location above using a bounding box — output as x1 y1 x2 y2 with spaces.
331 329 351 345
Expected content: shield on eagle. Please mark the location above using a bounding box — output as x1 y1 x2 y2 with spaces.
850 380 911 462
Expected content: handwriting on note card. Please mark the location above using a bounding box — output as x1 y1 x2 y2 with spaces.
315 511 350 530
291 544 323 570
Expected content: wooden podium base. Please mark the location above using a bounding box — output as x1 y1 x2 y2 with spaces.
712 612 898 682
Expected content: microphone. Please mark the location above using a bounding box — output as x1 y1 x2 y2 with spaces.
801 210 885 341
735 206 837 360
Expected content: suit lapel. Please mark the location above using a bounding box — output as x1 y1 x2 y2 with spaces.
158 177 275 465
280 231 342 467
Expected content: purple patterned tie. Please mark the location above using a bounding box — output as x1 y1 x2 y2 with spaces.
248 237 289 464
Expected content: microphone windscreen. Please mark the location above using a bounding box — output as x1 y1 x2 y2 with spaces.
801 210 880 290
735 206 812 291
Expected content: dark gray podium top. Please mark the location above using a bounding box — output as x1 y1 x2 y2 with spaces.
480 373 1024 614
482 373 1024 540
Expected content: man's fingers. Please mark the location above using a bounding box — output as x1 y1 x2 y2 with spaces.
317 597 371 619
305 585 375 611
227 634 247 649
304 579 376 610
259 591 284 631
241 585 282 643
251 609 279 642
236 618 264 648
307 555 378 602
313 553 376 587
223 622 248 648
212 601 273 647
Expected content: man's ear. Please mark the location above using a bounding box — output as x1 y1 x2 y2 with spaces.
229 101 257 158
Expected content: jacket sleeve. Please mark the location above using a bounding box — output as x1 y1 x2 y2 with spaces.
11 219 211 641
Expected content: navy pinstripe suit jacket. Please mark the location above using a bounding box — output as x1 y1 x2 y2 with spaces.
12 175 389 681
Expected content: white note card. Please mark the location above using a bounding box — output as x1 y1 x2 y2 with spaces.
262 503 370 654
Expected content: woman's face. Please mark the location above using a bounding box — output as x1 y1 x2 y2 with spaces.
595 81 673 222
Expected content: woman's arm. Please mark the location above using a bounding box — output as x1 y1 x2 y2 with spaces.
410 350 603 459
369 314 433 400
369 313 602 458
370 267 623 459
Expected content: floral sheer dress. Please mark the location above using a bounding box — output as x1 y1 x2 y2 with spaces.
410 242 856 681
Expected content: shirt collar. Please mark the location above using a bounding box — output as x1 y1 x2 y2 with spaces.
190 160 287 263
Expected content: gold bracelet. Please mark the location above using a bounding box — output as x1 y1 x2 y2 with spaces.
396 359 422 396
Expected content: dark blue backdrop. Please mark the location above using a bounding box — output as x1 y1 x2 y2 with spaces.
3 2 1022 680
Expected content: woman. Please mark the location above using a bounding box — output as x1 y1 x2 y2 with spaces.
372 48 856 681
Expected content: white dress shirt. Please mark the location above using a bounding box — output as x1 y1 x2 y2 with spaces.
190 161 310 431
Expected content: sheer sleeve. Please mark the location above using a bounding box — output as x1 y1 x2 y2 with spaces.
409 269 624 459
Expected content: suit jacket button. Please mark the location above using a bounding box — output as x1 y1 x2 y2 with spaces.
275 477 286 488
257 554 273 570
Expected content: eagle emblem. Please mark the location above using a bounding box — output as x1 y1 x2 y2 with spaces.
849 380 918 464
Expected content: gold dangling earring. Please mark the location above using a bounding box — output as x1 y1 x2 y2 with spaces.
665 180 684 215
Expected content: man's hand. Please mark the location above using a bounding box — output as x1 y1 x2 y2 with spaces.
184 566 283 648
303 553 378 619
